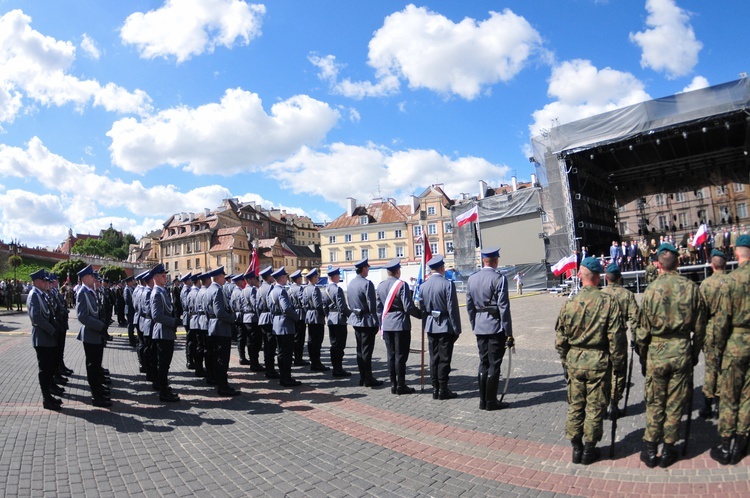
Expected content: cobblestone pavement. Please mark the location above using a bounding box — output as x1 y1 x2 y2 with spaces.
0 292 747 497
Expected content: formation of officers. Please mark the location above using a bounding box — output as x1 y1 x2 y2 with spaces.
556 234 750 468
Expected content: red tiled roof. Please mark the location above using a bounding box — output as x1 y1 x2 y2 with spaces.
209 227 245 252
324 201 409 230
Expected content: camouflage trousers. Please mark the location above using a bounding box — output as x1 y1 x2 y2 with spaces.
611 351 630 404
566 366 610 443
702 345 723 399
718 354 750 438
644 352 689 444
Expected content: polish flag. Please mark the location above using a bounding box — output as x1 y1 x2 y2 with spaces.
551 254 577 276
691 224 708 247
456 206 479 227
245 247 259 275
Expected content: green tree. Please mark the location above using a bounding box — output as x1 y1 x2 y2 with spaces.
70 228 136 261
8 254 22 279
51 259 87 285
99 265 126 282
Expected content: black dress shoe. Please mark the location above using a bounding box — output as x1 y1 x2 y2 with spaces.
102 377 112 385
62 367 74 376
396 386 415 395
239 359 251 365
293 359 310 367
43 399 62 410
195 368 206 377
439 388 458 400
310 364 330 372
206 378 218 386
186 362 196 369
102 368 110 375
365 379 384 388
249 363 265 372
139 366 147 374
332 369 351 377
265 370 281 379
391 386 398 394
217 386 241 396
92 397 112 408
159 391 180 402
280 378 302 387
53 375 68 385
50 385 65 396
484 400 509 411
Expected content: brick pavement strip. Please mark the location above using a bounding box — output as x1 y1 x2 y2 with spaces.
0 293 748 497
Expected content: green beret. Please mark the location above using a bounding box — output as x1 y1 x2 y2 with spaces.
737 234 750 248
710 249 726 259
657 243 679 256
580 256 603 273
605 263 621 275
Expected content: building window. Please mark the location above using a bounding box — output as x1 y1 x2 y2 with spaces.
378 247 387 259
359 215 368 225
619 222 629 235
655 194 665 206
165 262 169 271
377 231 385 240
427 206 436 216
186 242 192 253
361 249 369 260
395 246 404 258
173 242 180 255
695 189 704 199
196 258 200 268
329 236 336 244
195 239 201 252
658 215 668 231
217 256 222 266
678 212 689 228
345 250 353 261
361 232 368 241
444 222 453 234
414 225 422 237
165 245 170 256
720 206 731 223
395 229 402 238
174 261 179 270
430 243 438 254
344 234 352 243
738 203 748 219
445 241 454 254
428 223 438 235
187 259 192 269
415 244 423 256
697 209 706 223
734 183 745 192
541 212 549 223
675 192 686 202
717 186 727 196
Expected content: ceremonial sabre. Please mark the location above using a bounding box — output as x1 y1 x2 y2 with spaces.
498 344 515 405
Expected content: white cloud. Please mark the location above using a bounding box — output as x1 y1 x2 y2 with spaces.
529 59 651 138
80 33 100 59
680 75 709 93
120 0 265 63
266 143 510 207
0 10 152 124
311 5 542 100
107 88 340 175
629 0 702 79
237 192 327 222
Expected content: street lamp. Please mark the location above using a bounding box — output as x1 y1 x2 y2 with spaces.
8 238 22 281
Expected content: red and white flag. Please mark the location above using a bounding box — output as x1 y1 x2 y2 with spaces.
551 254 577 276
245 247 259 275
691 224 708 246
456 205 479 227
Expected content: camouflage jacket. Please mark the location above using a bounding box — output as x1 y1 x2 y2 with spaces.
699 271 731 351
602 283 639 343
636 271 706 363
555 285 626 373
645 264 658 284
722 260 750 358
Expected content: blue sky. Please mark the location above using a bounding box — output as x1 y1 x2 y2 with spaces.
0 0 748 247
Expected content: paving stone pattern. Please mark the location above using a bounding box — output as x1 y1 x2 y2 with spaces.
0 292 747 497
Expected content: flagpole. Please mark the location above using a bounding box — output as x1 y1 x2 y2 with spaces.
420 224 426 392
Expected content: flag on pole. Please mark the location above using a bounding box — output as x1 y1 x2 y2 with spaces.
245 246 259 275
414 229 432 302
691 224 708 246
551 254 577 276
456 205 479 227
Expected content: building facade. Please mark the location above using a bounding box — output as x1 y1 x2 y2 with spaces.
405 185 456 268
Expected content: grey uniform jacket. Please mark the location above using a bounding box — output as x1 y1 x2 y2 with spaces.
51 288 69 331
133 285 142 321
419 273 461 335
205 282 234 337
139 286 153 337
76 285 106 344
303 284 325 325
465 267 513 336
257 281 273 326
268 284 297 336
241 285 258 324
151 286 179 340
346 275 379 328
376 277 420 331
28 287 57 347
124 285 134 316
230 287 245 322
196 286 209 330
288 282 305 322
180 285 191 327
324 283 349 325
187 286 202 330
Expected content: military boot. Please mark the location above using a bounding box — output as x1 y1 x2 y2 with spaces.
571 436 583 464
478 374 487 410
730 435 748 465
710 437 732 465
581 442 600 465
432 381 440 400
659 442 678 468
391 375 398 395
439 382 457 400
484 374 507 411
698 396 713 419
640 441 659 468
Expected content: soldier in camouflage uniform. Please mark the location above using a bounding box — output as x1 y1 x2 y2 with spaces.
636 243 706 468
645 262 658 285
699 249 730 419
601 263 639 415
711 234 750 465
555 257 626 465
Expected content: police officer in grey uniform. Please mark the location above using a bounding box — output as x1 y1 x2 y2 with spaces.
268 267 302 387
186 273 203 375
289 270 309 366
230 273 250 364
347 258 384 387
150 264 180 402
466 247 515 411
376 258 420 394
179 273 193 368
139 269 157 385
419 254 462 400
196 272 213 380
324 267 351 377
204 267 241 396
133 272 146 371
258 266 280 379
28 269 62 410
123 275 137 348
303 268 329 371
76 265 112 408
241 271 264 371
47 273 71 383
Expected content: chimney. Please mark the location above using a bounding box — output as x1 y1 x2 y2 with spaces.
204 208 210 217
478 180 488 199
372 197 383 204
410 195 419 214
346 197 356 216
181 212 188 222
511 176 518 192
531 173 537 186
188 212 194 221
